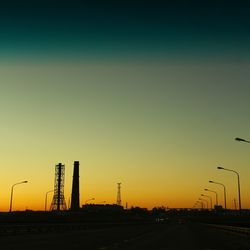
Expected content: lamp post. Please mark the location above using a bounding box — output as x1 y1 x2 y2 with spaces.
196 201 204 209
209 180 227 209
217 166 241 211
193 202 199 208
9 181 28 212
204 188 218 206
85 198 95 204
199 198 208 209
45 190 54 212
201 194 212 209
235 137 250 143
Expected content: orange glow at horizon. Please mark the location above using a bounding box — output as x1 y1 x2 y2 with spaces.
0 62 250 212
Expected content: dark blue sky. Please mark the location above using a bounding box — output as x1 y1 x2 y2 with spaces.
0 1 249 58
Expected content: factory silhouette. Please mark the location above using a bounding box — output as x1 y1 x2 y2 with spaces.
50 161 122 212
2 162 250 250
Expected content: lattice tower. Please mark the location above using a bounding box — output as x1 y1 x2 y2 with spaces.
117 183 122 206
50 163 67 211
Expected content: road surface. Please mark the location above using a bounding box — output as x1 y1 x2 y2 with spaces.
1 222 250 250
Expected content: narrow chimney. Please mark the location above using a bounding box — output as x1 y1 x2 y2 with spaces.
71 161 80 210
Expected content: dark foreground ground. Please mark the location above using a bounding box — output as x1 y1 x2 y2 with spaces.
1 221 250 250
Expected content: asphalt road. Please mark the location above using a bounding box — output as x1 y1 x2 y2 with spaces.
1 222 250 250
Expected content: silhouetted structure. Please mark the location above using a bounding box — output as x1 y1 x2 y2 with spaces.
70 161 80 210
50 163 67 211
117 183 122 206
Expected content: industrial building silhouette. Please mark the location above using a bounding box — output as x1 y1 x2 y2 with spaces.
49 161 122 212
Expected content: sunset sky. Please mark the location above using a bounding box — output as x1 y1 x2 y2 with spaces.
0 2 250 211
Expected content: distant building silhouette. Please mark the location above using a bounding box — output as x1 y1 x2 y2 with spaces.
70 161 80 211
82 204 123 213
50 163 67 211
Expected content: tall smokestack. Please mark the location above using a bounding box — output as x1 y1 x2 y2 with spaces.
71 161 80 210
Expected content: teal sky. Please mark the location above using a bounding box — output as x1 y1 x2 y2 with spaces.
0 2 249 59
0 2 250 210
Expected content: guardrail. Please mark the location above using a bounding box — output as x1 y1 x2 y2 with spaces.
205 223 250 236
0 223 91 235
0 221 154 236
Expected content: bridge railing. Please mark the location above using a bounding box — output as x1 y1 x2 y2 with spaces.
205 223 250 236
0 221 155 236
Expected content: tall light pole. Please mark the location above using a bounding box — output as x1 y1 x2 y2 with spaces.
204 188 218 206
235 137 250 143
217 166 241 211
85 198 95 204
45 190 54 212
9 181 28 212
209 180 227 209
201 194 212 209
193 201 199 208
199 198 208 209
100 201 106 204
197 200 204 209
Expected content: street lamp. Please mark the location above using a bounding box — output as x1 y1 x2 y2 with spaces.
217 166 241 211
85 198 95 204
196 200 204 209
45 190 54 212
193 202 198 208
9 181 28 212
199 198 208 209
235 137 250 143
194 201 201 209
201 194 212 209
209 180 227 209
204 188 218 206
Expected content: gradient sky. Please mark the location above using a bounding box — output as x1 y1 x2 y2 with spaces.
0 2 250 211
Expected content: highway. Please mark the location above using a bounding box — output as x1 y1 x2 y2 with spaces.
1 222 250 250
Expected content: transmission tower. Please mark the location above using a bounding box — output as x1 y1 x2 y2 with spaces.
50 163 67 211
117 183 122 206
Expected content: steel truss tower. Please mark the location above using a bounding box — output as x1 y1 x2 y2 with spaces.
50 163 67 211
117 183 122 206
